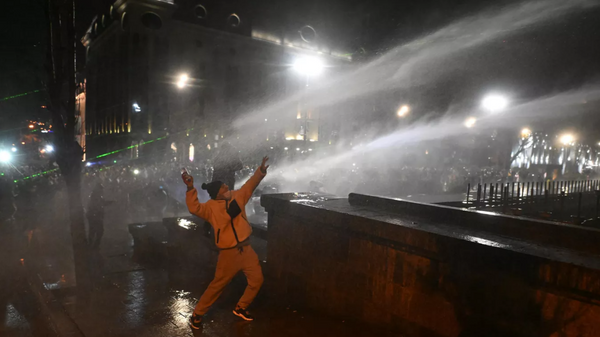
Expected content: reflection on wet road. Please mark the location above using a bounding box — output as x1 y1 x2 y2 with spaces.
53 257 399 337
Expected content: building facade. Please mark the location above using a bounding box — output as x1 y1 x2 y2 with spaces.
511 131 600 177
82 0 351 162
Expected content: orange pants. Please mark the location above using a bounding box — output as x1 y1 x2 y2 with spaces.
194 245 263 315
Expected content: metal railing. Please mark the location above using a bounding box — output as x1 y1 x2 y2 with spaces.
465 180 600 223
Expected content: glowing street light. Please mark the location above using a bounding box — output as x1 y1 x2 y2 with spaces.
11 147 17 152
0 151 11 163
133 169 140 175
292 57 323 76
176 73 189 89
132 102 141 112
45 145 54 153
560 134 575 146
481 94 508 113
397 105 410 117
28 124 34 129
464 117 477 128
521 128 532 138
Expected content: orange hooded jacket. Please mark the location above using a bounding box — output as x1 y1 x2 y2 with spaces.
186 168 266 249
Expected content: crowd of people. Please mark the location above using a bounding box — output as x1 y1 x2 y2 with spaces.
2 146 598 235
0 145 263 238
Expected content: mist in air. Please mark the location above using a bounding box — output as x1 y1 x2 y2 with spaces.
220 0 600 197
234 0 598 131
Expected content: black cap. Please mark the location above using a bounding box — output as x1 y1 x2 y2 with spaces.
201 181 223 199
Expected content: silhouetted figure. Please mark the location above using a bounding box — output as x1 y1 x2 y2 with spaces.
212 142 243 190
0 214 38 333
87 182 110 249
0 176 17 222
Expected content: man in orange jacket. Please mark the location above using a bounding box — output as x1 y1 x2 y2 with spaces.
183 156 269 329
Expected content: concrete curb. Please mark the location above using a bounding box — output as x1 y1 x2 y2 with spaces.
24 262 85 337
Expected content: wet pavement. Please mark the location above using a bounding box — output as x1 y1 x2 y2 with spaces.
0 286 57 337
53 255 400 337
6 187 401 337
0 221 57 337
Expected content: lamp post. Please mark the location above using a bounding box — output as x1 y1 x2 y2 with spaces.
560 133 575 174
480 93 508 168
170 73 191 163
293 57 323 144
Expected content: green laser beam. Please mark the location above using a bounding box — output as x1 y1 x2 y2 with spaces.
10 127 194 183
0 89 41 102
91 127 193 159
13 168 59 183
93 136 168 159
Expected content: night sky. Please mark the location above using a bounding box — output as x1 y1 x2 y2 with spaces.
1 0 600 137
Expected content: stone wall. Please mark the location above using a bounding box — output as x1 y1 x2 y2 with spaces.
262 193 600 337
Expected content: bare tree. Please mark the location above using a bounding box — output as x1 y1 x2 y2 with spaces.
509 136 533 167
44 0 90 290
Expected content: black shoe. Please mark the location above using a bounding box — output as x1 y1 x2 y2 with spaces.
233 307 254 321
189 313 202 329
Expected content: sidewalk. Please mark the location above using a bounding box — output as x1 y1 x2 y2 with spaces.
19 186 400 336
0 283 57 337
51 251 400 337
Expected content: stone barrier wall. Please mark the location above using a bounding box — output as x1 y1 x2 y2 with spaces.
262 193 600 337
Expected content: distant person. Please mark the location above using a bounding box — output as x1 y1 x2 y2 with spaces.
182 156 269 329
16 183 38 232
212 142 243 190
0 210 28 328
87 182 112 249
0 176 17 222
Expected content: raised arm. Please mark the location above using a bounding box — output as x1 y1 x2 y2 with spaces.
186 188 211 220
182 171 211 220
238 156 269 205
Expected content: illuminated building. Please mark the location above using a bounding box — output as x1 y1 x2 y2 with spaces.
82 0 351 160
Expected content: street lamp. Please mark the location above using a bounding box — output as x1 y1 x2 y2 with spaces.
45 145 54 153
481 94 508 113
292 57 323 77
11 147 17 152
521 128 532 138
176 73 189 89
560 134 574 146
132 102 141 112
397 105 410 117
559 133 575 174
293 56 323 143
464 117 477 128
0 151 11 163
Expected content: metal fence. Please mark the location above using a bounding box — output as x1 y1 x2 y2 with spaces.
465 180 600 223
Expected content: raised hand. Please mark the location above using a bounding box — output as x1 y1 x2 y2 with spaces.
260 156 270 174
182 172 194 187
